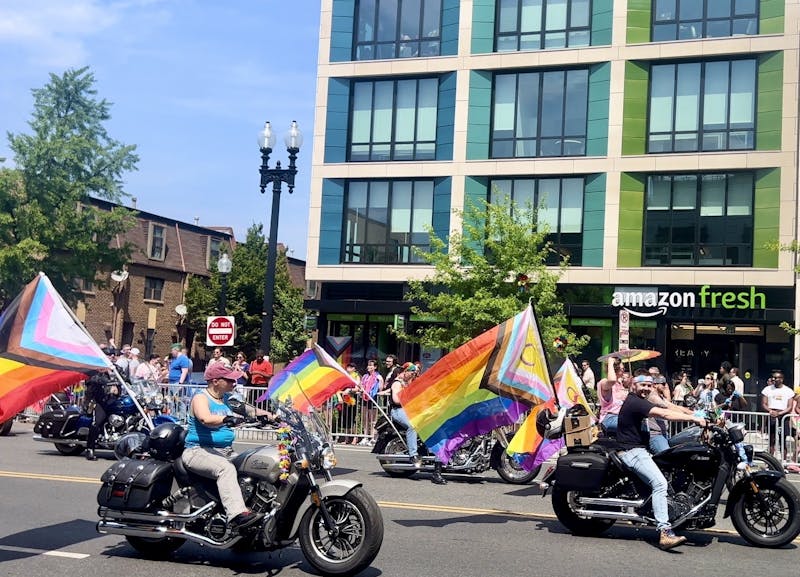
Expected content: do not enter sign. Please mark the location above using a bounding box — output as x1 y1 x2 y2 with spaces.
206 316 235 346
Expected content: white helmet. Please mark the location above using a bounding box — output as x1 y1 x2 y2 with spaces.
536 406 567 440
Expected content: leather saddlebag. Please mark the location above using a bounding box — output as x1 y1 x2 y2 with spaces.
97 459 174 511
554 451 609 491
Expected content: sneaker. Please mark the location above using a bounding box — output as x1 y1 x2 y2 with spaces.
658 529 687 551
358 438 370 446
229 510 264 532
411 456 423 468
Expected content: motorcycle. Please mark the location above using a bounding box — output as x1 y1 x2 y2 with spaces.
372 413 538 484
96 400 384 577
33 385 175 456
541 416 800 547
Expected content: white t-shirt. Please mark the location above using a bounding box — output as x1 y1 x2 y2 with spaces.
761 385 794 411
730 375 744 396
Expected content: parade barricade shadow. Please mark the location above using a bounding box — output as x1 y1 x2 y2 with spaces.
0 519 100 562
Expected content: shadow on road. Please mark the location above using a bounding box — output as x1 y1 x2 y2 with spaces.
0 519 102 561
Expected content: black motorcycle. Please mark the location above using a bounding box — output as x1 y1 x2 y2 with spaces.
542 422 800 547
372 413 538 484
97 401 384 577
33 388 175 456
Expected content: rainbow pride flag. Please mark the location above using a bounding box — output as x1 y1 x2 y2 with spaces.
553 358 595 421
399 305 553 463
256 344 357 412
0 273 112 421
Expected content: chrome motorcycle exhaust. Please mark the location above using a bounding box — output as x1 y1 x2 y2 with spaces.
575 497 644 509
98 501 215 523
575 509 649 522
96 520 241 549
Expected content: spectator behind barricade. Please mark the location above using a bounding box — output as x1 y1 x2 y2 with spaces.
693 374 716 409
581 359 596 391
168 343 191 385
649 367 670 402
717 361 732 391
729 367 745 396
181 347 194 375
715 380 748 412
208 347 232 369
335 363 361 445
128 348 141 377
115 344 132 381
383 355 402 387
359 359 383 445
134 354 162 386
598 357 629 435
672 371 693 406
248 350 273 387
232 352 250 395
761 369 796 456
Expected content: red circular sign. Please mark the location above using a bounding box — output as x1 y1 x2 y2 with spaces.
207 316 234 345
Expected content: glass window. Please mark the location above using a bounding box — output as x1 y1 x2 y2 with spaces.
489 176 584 265
148 223 165 260
355 0 441 60
344 180 434 264
207 238 222 269
349 77 438 161
144 277 165 301
492 68 588 158
651 0 758 41
644 172 754 266
495 0 590 52
648 59 755 154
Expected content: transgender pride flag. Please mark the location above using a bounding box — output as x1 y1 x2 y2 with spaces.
0 273 112 421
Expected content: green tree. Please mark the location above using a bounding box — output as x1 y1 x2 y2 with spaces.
0 67 138 307
403 196 588 360
184 224 307 362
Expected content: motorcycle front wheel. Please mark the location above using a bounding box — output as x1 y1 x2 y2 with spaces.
54 443 85 456
299 487 384 577
731 477 800 547
552 486 615 537
377 438 417 478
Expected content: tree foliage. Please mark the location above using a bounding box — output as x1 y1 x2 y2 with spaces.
403 196 588 360
184 224 307 362
0 67 138 307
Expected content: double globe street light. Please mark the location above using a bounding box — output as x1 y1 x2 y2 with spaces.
257 120 302 354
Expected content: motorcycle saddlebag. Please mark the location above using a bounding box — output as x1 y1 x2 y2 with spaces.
34 408 80 438
554 451 609 491
97 459 174 511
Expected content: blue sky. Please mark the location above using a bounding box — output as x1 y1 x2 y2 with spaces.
0 0 320 260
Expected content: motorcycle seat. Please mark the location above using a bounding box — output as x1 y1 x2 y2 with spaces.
173 456 192 486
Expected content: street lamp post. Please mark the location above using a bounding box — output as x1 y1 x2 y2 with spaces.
217 252 232 315
257 120 302 354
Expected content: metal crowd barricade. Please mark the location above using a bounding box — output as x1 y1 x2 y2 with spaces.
778 413 800 467
668 409 774 455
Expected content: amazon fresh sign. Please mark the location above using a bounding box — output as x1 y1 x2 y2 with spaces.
612 286 766 317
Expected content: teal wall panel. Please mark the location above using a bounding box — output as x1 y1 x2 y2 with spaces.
324 78 351 163
471 0 495 54
466 71 493 160
433 178 452 247
591 0 613 46
319 179 346 265
330 0 355 62
587 63 610 156
582 173 606 267
441 0 460 56
436 73 456 160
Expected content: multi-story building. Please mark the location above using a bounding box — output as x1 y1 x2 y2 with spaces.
75 199 235 359
306 0 799 390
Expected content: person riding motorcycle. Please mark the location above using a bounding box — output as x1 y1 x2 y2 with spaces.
181 363 275 532
84 371 119 461
617 373 706 550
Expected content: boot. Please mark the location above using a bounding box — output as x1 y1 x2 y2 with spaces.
658 529 686 550
85 448 97 461
431 461 447 485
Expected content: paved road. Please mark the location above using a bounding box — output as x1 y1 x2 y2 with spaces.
1 422 799 577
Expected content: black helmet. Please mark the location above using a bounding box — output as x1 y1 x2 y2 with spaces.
114 431 149 460
148 423 186 461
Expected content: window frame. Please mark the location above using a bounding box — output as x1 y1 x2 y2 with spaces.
651 0 759 42
353 0 442 61
494 0 593 52
342 179 434 265
207 237 223 270
490 67 589 159
147 222 166 261
642 171 755 267
144 276 165 302
646 58 757 154
489 176 585 265
348 76 439 162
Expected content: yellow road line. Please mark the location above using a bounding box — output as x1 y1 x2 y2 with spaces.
0 470 100 484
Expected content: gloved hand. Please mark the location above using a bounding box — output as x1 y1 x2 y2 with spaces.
222 415 246 427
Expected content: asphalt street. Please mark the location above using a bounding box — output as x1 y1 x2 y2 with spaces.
1 421 799 577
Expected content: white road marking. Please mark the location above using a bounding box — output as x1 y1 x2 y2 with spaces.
0 545 89 559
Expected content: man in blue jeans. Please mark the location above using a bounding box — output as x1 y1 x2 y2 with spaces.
617 373 707 550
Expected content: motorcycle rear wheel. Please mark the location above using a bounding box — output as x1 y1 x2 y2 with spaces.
378 438 417 478
125 536 185 559
731 477 800 547
750 451 783 473
492 439 539 484
299 487 384 577
552 486 615 537
54 443 85 456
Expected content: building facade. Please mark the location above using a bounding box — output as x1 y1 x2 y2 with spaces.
306 0 799 389
75 199 235 360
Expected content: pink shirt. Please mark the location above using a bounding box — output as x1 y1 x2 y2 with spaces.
599 380 628 420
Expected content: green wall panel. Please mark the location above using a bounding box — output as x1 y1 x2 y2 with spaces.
582 173 606 267
626 0 651 44
622 61 649 156
760 0 785 34
591 0 613 46
756 52 784 151
466 71 493 160
752 168 780 268
471 0 496 54
587 63 610 156
617 173 646 267
463 176 488 254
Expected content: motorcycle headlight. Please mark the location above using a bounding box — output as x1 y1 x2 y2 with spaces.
108 414 125 428
320 447 337 470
